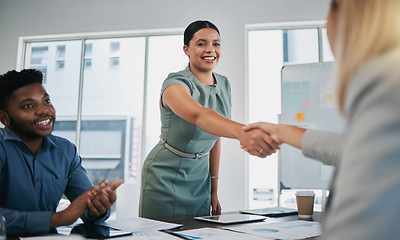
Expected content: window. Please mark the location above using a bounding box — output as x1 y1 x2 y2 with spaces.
247 22 333 209
25 40 82 140
56 45 66 71
109 42 120 69
84 59 92 69
84 43 92 69
20 31 186 190
81 37 146 184
30 46 48 77
31 46 48 64
21 33 186 219
322 28 335 61
145 35 188 155
110 42 120 53
109 57 120 68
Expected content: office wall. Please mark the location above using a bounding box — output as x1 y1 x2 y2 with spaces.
0 0 330 211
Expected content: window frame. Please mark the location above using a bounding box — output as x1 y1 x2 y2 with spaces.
16 28 184 177
245 20 330 208
245 20 327 121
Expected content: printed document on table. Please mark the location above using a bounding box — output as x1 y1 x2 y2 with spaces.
118 230 179 240
224 220 322 239
169 227 268 240
20 231 178 240
98 217 182 232
20 235 85 240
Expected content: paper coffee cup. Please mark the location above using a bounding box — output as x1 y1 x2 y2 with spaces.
295 190 315 220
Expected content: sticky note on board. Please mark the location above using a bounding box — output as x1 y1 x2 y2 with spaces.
283 82 292 91
293 82 301 90
325 94 334 103
302 99 310 108
301 81 310 89
302 90 310 99
296 112 305 121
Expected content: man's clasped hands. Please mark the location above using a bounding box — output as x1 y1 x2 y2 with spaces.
51 179 124 228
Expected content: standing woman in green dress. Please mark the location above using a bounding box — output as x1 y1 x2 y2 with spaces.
139 20 278 218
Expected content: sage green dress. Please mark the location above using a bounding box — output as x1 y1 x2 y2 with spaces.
139 66 232 218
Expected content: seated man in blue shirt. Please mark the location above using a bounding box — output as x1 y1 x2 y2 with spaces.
0 69 124 236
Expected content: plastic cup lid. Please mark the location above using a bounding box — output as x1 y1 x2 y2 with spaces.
295 190 315 196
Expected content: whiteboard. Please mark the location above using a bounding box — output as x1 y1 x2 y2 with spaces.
279 62 344 190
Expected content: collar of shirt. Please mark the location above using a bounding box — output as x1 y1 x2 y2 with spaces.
3 126 56 152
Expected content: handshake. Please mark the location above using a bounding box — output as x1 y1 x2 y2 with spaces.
239 122 283 158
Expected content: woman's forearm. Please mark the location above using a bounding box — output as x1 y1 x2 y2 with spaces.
276 124 307 149
195 108 244 139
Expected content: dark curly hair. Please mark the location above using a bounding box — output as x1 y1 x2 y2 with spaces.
0 69 44 110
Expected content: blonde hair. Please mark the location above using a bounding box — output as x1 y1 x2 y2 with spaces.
334 0 400 114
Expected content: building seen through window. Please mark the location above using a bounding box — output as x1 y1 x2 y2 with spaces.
84 43 92 69
109 42 120 69
23 38 146 187
55 45 65 71
21 35 186 192
30 46 48 77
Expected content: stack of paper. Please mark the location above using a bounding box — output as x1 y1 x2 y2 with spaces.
99 217 182 232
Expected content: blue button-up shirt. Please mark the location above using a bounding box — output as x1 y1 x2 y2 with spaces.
0 127 108 236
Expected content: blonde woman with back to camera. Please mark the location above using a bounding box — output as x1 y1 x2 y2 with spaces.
243 0 400 239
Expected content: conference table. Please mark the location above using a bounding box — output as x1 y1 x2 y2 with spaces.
9 211 323 239
154 211 323 239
